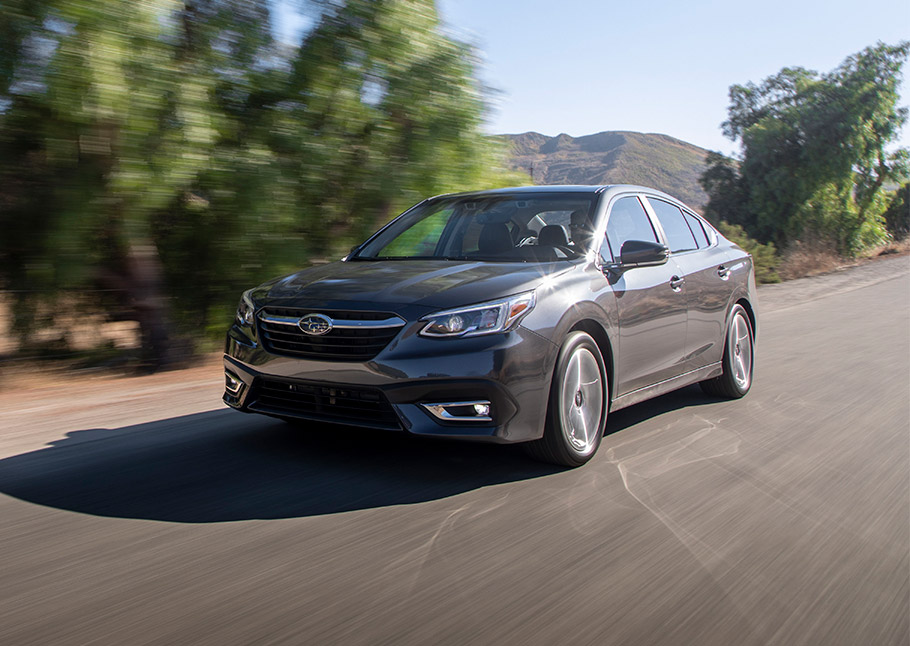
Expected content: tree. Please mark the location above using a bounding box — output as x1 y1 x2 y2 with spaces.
279 0 525 253
699 151 748 227
0 0 236 367
701 42 910 255
0 0 527 366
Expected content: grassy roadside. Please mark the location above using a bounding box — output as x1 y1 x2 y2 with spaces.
777 238 910 281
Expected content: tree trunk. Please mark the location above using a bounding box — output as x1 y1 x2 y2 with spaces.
98 240 177 371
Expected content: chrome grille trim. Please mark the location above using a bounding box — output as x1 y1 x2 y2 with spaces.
257 307 406 361
259 313 406 329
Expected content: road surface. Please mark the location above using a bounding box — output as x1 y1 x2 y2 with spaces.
0 256 907 645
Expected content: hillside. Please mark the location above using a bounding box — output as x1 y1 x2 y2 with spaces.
502 131 712 210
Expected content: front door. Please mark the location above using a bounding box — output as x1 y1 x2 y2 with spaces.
600 195 689 396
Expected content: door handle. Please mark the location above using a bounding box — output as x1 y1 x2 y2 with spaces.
717 265 730 280
669 275 685 291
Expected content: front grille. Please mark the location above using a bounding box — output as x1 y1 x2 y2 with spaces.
250 378 402 430
258 307 405 361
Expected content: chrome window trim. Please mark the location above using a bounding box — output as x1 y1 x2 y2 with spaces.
642 195 709 255
680 207 719 246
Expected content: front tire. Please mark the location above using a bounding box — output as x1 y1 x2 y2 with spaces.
526 331 608 467
700 304 753 398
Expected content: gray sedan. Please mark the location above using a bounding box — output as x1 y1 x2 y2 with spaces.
224 185 756 466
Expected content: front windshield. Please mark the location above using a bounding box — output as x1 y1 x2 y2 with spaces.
354 193 597 262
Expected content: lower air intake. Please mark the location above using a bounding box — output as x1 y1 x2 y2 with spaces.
249 378 402 430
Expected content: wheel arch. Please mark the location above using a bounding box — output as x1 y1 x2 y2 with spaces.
735 297 757 341
568 319 615 404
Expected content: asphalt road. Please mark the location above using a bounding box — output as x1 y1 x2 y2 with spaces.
1 256 907 646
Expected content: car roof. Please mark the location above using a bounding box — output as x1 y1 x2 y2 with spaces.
431 184 683 205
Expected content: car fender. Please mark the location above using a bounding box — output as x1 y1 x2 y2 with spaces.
522 270 619 402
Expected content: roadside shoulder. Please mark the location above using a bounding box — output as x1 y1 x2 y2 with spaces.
759 254 910 314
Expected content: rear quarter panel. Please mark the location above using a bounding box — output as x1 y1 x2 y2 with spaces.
722 244 758 339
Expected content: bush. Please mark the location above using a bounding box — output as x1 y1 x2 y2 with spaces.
794 183 890 257
883 183 910 241
717 222 781 283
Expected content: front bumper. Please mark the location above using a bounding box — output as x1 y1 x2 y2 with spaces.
222 322 557 444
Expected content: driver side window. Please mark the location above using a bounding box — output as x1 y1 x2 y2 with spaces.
602 196 658 261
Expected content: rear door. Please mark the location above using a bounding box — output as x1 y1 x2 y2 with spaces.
643 196 730 371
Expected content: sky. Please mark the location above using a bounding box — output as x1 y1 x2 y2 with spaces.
274 0 910 156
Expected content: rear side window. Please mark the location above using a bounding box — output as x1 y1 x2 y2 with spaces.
648 198 697 253
604 196 657 261
684 211 710 249
528 210 572 232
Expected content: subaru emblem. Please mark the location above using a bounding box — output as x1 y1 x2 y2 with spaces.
298 313 333 336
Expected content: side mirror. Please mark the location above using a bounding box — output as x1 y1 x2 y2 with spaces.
619 240 669 268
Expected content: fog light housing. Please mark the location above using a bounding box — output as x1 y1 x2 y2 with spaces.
421 400 493 423
225 370 244 396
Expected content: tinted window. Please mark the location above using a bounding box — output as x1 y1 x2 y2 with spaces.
649 198 697 253
684 211 710 249
604 196 657 261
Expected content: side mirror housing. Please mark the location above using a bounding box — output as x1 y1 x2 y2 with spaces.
619 240 670 268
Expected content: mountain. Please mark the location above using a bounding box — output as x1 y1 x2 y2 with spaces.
501 131 712 211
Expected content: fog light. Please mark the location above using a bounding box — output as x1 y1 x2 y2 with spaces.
225 371 244 395
421 400 493 423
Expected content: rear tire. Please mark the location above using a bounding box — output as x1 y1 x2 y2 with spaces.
525 331 608 467
700 304 753 399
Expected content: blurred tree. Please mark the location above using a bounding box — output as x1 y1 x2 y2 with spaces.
1 0 226 366
150 0 298 341
702 42 910 255
282 0 524 254
0 0 526 366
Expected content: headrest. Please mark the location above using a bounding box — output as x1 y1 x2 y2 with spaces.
538 224 570 247
478 223 513 254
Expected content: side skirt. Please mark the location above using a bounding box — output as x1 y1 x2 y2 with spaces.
610 362 722 413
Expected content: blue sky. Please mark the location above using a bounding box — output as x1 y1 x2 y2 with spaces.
274 0 910 155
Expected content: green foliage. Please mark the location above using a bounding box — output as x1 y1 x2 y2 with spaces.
716 222 780 284
0 0 527 361
794 182 891 255
702 42 910 257
883 183 910 240
700 151 747 226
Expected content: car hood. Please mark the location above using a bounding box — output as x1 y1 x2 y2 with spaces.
259 259 576 309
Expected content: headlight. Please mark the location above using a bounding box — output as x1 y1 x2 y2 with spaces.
419 291 536 338
236 290 256 327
